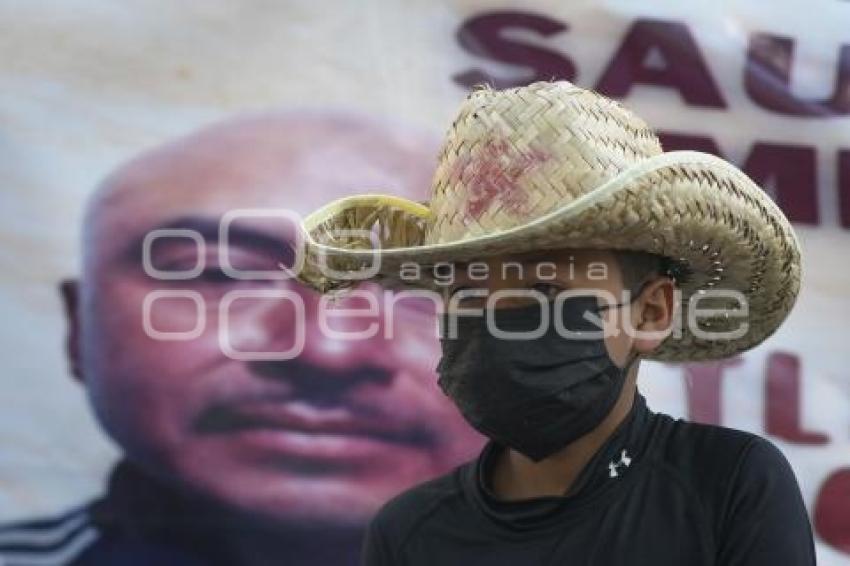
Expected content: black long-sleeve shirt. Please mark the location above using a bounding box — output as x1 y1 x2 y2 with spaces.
362 393 816 565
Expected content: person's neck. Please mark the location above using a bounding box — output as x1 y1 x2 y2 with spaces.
491 385 637 501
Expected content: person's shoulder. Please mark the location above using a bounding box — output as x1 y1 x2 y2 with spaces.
648 414 813 563
366 463 467 556
373 465 465 532
648 413 782 509
362 464 470 564
651 411 768 478
648 412 806 535
0 502 100 565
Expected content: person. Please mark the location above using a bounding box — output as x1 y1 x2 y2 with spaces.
0 111 483 566
295 81 817 565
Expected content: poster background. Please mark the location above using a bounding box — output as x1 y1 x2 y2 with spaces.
1 0 848 563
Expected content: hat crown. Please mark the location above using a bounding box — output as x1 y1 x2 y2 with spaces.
426 81 663 245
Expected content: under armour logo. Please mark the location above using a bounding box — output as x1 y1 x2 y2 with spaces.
608 449 632 478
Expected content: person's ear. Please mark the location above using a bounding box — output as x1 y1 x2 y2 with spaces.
631 276 675 355
59 279 84 383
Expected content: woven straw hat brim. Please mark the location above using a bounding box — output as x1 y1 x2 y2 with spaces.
299 150 801 363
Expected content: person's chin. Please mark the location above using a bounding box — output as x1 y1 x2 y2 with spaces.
173 435 438 525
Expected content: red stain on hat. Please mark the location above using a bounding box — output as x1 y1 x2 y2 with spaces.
454 137 550 221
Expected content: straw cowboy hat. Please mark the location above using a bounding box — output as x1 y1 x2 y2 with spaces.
294 80 801 362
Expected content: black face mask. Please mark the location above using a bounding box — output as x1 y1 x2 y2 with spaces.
436 293 640 462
